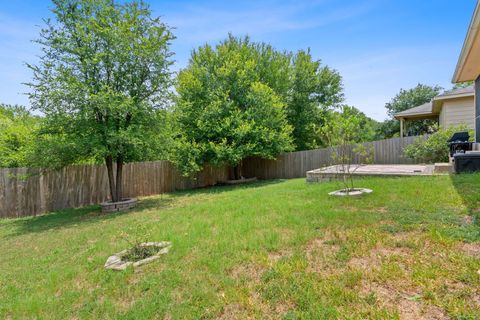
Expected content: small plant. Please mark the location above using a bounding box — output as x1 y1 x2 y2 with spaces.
404 125 473 163
322 106 374 193
118 225 155 262
123 245 159 262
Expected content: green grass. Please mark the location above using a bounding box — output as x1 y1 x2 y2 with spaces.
1 175 480 319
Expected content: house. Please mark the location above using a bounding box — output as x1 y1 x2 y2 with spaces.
395 0 480 138
452 0 480 142
394 85 475 137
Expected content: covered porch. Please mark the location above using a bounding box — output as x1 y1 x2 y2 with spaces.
394 102 439 137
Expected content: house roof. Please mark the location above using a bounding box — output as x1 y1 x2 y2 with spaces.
394 102 434 119
434 85 474 100
452 1 480 82
394 86 475 120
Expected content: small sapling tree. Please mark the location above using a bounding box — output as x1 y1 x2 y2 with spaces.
322 106 374 193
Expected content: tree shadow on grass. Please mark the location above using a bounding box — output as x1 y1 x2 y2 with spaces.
173 178 285 197
3 179 285 238
445 172 480 241
449 173 480 214
4 196 175 237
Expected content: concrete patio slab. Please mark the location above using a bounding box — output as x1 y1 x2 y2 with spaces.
306 164 436 182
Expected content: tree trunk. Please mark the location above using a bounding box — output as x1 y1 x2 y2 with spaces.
233 160 243 180
105 156 117 202
115 157 123 202
233 165 239 180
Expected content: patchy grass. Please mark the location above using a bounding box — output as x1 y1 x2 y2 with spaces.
1 174 480 319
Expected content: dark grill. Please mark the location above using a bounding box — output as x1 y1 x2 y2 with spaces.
448 131 472 157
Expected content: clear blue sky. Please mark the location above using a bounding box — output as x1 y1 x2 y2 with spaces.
0 0 476 120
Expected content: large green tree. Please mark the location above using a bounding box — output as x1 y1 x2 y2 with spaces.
288 50 343 150
27 0 174 202
174 36 293 178
0 104 40 168
174 36 343 176
378 84 442 138
325 105 379 143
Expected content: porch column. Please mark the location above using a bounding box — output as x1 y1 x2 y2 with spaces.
476 76 480 142
400 117 404 138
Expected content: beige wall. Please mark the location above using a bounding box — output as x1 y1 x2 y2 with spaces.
439 96 475 129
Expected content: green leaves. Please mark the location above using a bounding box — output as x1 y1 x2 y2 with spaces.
0 104 40 168
174 36 294 175
27 0 174 167
404 125 473 163
288 50 343 150
380 84 442 138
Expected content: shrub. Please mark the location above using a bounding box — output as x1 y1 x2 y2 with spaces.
403 126 473 163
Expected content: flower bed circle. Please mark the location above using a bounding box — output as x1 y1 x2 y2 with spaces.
100 198 137 213
328 188 373 197
104 241 172 271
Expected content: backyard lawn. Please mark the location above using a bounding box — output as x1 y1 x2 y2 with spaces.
1 175 480 319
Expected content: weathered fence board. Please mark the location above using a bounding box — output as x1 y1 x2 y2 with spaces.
0 162 229 219
243 136 422 180
0 136 422 219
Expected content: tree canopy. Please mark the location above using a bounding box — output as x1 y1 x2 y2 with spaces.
174 35 343 177
0 104 40 168
287 49 343 150
27 0 174 201
174 36 294 177
378 84 442 138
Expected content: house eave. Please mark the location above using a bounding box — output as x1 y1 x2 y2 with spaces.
433 92 475 102
393 112 439 120
452 1 480 83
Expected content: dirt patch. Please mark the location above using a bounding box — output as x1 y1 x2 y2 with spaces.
216 303 249 320
369 207 388 213
459 242 480 256
277 228 295 242
376 246 411 258
361 282 448 320
268 250 291 262
348 246 411 271
115 296 136 312
462 215 474 225
170 288 184 304
380 220 395 226
229 263 264 283
472 294 480 308
390 231 421 241
305 237 341 274
274 299 295 315
348 254 380 271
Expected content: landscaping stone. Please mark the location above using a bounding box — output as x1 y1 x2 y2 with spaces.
434 162 453 174
100 198 137 213
328 188 373 197
104 241 172 271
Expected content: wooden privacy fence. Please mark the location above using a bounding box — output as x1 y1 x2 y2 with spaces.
0 135 422 218
0 161 229 219
243 135 423 180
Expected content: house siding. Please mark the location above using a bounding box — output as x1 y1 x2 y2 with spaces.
441 96 475 129
439 107 445 127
